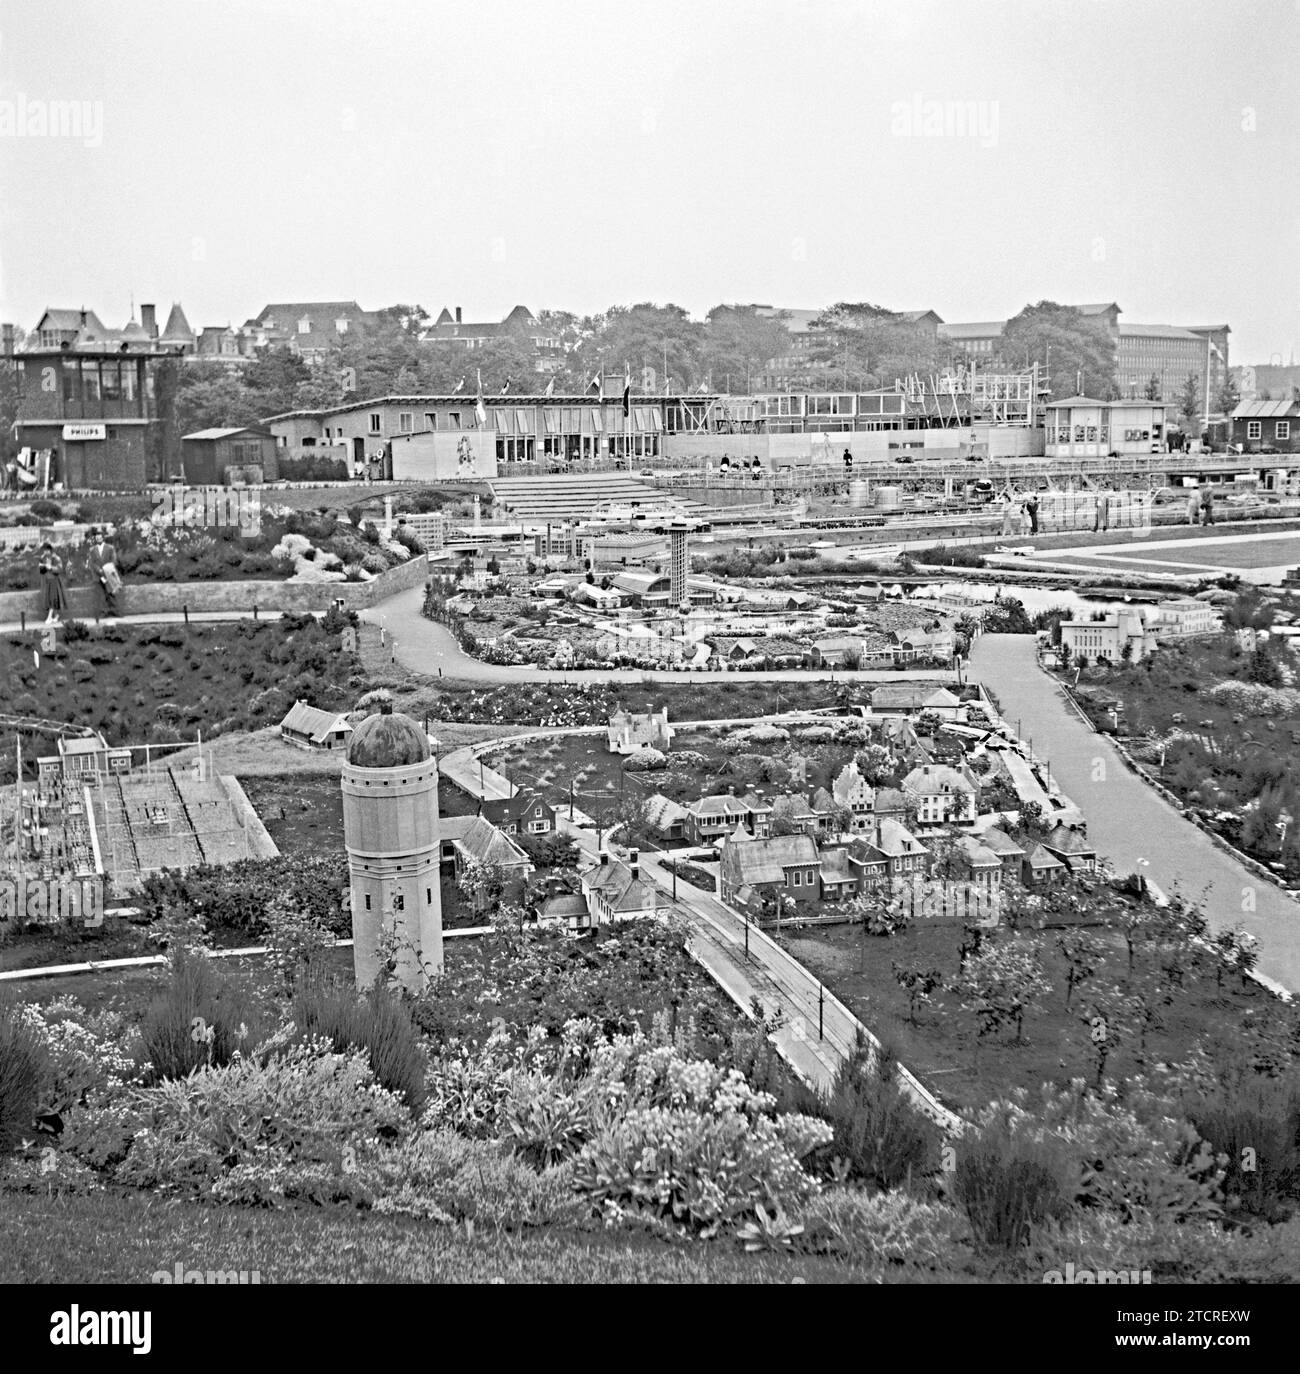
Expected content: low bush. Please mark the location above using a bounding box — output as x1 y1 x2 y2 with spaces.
951 1127 1073 1253
795 1188 966 1268
364 1130 583 1229
1185 1077 1300 1222
0 1000 50 1157
292 975 428 1115
116 1040 411 1198
796 1039 942 1191
978 1081 1225 1224
138 948 260 1081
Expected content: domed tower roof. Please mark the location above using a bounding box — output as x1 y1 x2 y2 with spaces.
346 704 430 768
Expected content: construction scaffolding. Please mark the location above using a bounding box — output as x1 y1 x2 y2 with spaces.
899 365 1046 427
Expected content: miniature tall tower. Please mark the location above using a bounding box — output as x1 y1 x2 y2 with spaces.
341 702 443 992
668 522 691 609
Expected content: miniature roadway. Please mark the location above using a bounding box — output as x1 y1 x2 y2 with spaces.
971 633 1300 994
439 725 964 1132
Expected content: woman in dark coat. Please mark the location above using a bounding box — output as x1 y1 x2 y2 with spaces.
38 541 68 622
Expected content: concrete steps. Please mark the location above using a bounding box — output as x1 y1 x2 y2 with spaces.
489 472 703 522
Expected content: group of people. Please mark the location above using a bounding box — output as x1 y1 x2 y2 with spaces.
998 489 1041 536
36 526 121 623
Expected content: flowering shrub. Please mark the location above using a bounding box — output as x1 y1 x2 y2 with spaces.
264 895 336 995
556 1026 830 1235
423 1031 521 1139
624 748 667 771
115 1041 410 1196
972 1080 1225 1223
795 1188 966 1267
364 1131 584 1228
13 998 140 1114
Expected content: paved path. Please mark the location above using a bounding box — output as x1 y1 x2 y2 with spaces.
363 586 958 685
971 634 1300 992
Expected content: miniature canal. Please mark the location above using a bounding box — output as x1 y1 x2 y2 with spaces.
971 632 1300 994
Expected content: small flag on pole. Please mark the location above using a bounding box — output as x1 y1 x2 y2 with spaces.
622 365 631 418
452 377 465 394
500 379 511 395
588 372 602 397
544 377 555 397
475 369 488 427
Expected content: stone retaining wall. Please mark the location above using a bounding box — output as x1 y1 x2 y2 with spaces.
0 553 429 624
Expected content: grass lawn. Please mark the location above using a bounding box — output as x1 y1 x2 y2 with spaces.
0 617 362 786
484 724 865 819
1092 535 1300 570
0 1189 935 1284
1035 555 1214 577
784 918 1282 1117
240 772 345 856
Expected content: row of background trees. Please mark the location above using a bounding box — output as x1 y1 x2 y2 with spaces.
2 301 1259 453
167 300 1135 437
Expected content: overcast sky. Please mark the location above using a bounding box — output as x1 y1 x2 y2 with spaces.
1 0 1296 361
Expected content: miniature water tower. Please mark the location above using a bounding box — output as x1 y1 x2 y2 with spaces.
341 702 443 992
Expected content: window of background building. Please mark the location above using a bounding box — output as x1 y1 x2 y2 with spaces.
399 412 412 432
1277 422 1291 441
369 413 381 434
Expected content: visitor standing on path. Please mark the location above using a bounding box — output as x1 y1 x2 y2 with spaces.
38 541 68 622
999 487 1016 535
1200 487 1214 527
1024 494 1040 536
1093 488 1110 533
86 527 122 617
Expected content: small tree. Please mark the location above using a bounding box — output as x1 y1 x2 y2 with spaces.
457 858 506 915
1214 925 1259 992
1178 373 1201 432
892 960 943 1026
1077 983 1131 1088
1116 899 1153 974
1119 972 1165 1064
959 939 1052 1047
1056 929 1105 1008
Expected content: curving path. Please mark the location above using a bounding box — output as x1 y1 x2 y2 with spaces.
363 586 959 686
971 634 1300 993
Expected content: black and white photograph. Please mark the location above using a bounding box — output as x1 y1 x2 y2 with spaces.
0 0 1298 1334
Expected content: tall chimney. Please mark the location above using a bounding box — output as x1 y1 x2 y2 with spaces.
1 324 13 358
455 306 462 324
629 848 639 879
141 304 157 338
